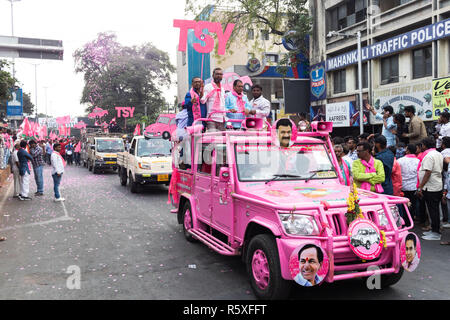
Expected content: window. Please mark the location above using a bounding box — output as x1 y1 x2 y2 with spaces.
170 118 177 125
261 30 269 41
413 46 432 79
355 62 369 89
327 0 367 33
197 143 213 175
265 54 279 64
214 145 228 177
333 69 346 94
157 116 170 124
182 51 186 66
247 29 254 40
381 55 399 84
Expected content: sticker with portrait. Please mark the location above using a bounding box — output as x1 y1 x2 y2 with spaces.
348 219 383 260
400 232 421 272
271 118 298 148
289 243 329 287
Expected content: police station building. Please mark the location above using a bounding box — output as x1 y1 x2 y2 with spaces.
309 0 450 132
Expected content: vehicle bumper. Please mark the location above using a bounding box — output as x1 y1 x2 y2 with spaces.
276 229 409 283
94 161 118 169
135 173 172 185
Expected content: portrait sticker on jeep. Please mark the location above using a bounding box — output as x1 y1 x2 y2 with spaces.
348 219 383 260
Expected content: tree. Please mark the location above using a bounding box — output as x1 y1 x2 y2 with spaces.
185 1 312 74
74 32 175 129
0 60 16 102
22 92 35 115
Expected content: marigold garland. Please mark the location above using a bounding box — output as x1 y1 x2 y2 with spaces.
346 183 364 225
380 230 387 249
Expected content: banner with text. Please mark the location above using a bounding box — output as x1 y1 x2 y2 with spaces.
371 81 432 124
432 76 450 120
326 102 350 127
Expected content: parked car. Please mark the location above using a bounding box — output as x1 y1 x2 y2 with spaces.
145 114 177 140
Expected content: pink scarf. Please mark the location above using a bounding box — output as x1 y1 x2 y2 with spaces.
205 82 223 113
360 157 384 193
231 90 246 113
189 88 202 121
54 151 66 167
341 159 351 186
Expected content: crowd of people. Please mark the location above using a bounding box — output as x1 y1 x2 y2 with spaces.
332 105 450 244
9 137 82 202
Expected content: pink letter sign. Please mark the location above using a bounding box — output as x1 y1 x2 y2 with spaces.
116 107 135 118
174 19 235 55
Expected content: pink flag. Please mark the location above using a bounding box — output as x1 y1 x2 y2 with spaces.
22 118 32 137
134 124 141 136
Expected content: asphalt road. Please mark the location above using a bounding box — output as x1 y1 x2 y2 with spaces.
0 165 449 300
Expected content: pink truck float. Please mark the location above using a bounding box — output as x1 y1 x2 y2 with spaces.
168 115 420 300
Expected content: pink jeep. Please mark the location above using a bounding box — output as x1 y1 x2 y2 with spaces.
169 117 419 299
145 114 177 140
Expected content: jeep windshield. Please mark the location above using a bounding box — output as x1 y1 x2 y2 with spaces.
97 139 124 153
235 143 337 182
137 138 171 157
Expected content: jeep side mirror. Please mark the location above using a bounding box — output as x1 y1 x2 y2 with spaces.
219 167 230 182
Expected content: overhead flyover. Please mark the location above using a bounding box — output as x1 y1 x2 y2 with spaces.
0 35 63 60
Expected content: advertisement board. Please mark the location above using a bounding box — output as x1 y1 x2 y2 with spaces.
371 81 433 124
432 76 450 120
6 88 23 119
326 102 350 127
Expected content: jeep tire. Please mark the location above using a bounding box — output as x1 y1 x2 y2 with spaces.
246 234 291 300
181 201 197 243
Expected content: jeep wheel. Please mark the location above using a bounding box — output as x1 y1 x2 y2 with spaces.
128 174 139 193
162 131 170 140
120 168 127 186
365 241 371 250
181 202 197 243
246 234 291 300
381 268 404 288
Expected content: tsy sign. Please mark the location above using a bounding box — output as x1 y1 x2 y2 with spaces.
174 19 235 55
115 107 135 118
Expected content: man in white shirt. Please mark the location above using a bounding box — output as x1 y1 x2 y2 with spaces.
437 112 450 149
200 68 226 132
418 137 443 240
397 144 420 225
248 84 271 121
11 142 20 199
51 143 65 202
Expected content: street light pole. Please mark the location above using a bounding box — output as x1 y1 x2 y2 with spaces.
327 30 365 134
6 0 21 78
357 31 364 135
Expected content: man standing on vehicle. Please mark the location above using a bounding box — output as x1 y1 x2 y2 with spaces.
366 104 397 147
249 84 271 123
201 68 226 132
225 79 252 129
185 77 207 127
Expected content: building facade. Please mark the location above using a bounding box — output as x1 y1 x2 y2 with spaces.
310 0 450 129
176 5 309 118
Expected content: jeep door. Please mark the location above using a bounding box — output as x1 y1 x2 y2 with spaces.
211 144 233 235
194 143 213 219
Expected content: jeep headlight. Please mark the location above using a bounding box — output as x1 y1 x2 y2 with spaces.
138 162 151 170
279 214 319 236
377 209 389 226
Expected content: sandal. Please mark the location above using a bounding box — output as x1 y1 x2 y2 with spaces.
440 241 450 245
